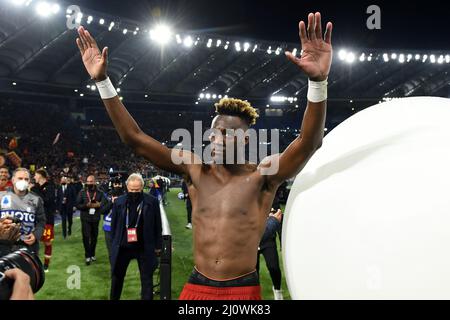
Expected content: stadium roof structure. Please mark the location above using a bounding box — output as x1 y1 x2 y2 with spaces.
1 1 450 108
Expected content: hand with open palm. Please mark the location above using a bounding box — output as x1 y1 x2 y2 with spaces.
76 26 109 81
285 12 333 81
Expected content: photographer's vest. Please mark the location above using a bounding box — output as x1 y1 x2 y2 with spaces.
0 191 41 240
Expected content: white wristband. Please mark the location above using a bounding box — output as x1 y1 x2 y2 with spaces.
307 78 328 103
95 77 118 100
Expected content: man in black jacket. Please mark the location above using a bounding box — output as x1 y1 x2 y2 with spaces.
76 175 109 265
110 173 162 300
32 168 56 272
56 176 77 239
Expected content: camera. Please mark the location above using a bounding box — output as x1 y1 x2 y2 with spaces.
0 248 45 300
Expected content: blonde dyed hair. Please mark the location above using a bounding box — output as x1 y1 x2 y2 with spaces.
214 98 259 126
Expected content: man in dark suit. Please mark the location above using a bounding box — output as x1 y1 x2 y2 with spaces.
56 176 77 239
110 173 162 300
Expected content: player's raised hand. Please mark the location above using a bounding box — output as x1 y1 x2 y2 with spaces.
285 12 333 81
76 26 108 81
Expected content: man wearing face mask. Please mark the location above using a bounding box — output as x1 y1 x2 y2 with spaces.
0 168 45 254
110 173 162 300
76 175 109 265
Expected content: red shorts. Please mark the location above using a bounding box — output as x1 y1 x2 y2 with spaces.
179 268 262 300
179 283 262 300
41 224 54 242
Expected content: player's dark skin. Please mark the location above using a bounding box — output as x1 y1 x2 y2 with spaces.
77 12 332 279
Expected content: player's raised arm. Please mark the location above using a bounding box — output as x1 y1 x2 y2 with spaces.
265 12 332 186
76 26 198 175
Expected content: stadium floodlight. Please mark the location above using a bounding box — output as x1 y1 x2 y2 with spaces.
108 21 115 31
345 52 355 64
205 93 211 99
267 46 272 54
399 54 405 63
446 55 450 63
270 96 286 102
430 54 436 63
244 42 250 52
252 45 258 53
35 1 59 17
359 53 365 62
87 16 93 24
367 55 372 62
80 93 84 97
99 18 105 25
175 34 182 44
183 36 193 47
117 88 121 93
391 53 397 60
383 53 389 62
133 30 138 35
235 42 241 52
422 54 428 62
275 47 281 55
12 82 17 86
74 89 78 92
218 95 222 99
206 39 212 48
415 54 420 60
199 93 205 99
438 55 444 64
123 28 128 35
212 94 217 99
149 24 172 45
90 85 96 91
338 49 347 61
216 39 222 47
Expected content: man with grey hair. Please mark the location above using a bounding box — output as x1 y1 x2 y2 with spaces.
0 168 46 254
110 173 162 300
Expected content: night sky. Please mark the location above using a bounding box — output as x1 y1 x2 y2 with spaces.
71 0 450 50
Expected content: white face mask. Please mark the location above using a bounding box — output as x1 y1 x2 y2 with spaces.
15 180 29 192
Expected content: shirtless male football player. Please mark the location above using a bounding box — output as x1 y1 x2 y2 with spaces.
76 12 332 299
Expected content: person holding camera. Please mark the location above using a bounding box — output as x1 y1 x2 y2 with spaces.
110 173 162 300
0 168 45 255
0 218 36 300
76 175 109 265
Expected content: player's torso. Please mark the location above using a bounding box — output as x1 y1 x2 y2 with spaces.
187 164 278 278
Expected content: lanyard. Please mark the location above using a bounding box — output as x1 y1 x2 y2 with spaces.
86 191 97 202
126 202 143 229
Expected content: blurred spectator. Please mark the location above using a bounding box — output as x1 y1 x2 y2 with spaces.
31 168 56 272
56 176 77 239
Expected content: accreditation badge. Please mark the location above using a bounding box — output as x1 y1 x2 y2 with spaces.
127 228 138 243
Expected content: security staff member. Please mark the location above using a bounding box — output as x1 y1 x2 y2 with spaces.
110 173 162 300
76 175 109 265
